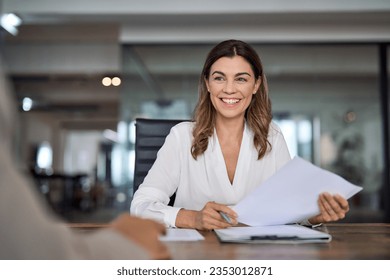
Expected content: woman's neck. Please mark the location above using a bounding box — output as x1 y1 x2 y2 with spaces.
215 117 245 142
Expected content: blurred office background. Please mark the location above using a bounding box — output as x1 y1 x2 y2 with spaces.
0 0 389 223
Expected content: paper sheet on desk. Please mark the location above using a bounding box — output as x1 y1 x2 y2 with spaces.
159 228 204 242
233 156 363 226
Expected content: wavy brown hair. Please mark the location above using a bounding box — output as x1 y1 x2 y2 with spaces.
191 39 272 160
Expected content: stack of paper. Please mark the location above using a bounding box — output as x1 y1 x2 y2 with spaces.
233 156 362 226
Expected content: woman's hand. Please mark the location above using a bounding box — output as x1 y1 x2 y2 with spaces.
176 201 238 230
308 192 350 225
110 214 171 260
195 201 238 230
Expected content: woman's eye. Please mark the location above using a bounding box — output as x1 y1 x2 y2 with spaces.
213 76 224 81
236 77 247 82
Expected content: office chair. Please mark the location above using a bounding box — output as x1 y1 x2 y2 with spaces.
133 118 186 206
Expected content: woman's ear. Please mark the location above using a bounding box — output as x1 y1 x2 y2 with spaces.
204 77 210 92
253 76 261 94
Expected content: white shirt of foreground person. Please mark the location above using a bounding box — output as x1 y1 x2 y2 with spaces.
131 121 291 227
0 145 149 260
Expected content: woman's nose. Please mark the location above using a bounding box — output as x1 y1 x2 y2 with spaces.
223 80 236 94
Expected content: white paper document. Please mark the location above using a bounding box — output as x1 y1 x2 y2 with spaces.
233 156 363 226
159 228 205 242
215 224 332 244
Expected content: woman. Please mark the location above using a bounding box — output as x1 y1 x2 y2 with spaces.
131 39 349 230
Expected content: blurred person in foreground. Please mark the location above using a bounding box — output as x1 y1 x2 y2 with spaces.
0 143 170 260
0 50 169 260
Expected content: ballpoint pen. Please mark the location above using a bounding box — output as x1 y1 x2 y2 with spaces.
219 211 232 224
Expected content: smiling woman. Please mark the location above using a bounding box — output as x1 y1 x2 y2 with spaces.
130 39 351 230
192 40 271 162
206 56 260 120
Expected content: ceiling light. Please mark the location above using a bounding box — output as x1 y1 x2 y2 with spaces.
102 77 112 86
112 77 121 86
22 97 33 111
0 13 22 36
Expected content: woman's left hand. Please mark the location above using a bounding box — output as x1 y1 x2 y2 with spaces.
308 192 350 224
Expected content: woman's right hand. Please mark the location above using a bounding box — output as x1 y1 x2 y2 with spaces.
176 201 238 230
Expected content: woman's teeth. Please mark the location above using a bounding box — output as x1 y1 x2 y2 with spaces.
222 98 240 104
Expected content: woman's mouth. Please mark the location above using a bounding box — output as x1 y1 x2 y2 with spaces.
221 98 240 104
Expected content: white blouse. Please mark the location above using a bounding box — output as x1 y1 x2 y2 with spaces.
130 121 291 227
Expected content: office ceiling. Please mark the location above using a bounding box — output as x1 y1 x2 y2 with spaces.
1 0 390 126
3 0 390 43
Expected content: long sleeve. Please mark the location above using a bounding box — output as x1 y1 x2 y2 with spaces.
0 146 148 260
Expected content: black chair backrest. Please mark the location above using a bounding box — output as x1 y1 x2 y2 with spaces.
133 118 186 205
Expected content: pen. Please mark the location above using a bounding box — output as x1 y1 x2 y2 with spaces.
219 211 232 224
250 235 298 240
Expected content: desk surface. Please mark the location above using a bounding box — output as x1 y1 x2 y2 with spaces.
70 223 390 259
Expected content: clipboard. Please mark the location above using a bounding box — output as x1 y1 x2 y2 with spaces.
214 224 332 244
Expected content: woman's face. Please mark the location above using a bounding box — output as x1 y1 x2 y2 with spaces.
205 55 260 122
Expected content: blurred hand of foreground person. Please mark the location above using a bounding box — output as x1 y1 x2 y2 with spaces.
308 192 350 225
110 214 171 260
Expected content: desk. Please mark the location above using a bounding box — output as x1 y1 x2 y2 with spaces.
69 223 390 259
